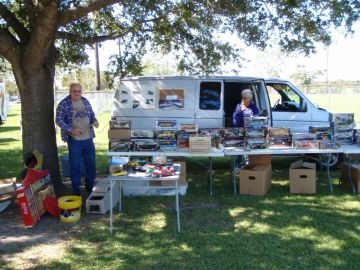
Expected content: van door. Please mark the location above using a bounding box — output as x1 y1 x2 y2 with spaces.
223 79 271 127
194 80 224 128
266 81 311 132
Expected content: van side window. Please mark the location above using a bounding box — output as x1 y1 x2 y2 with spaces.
199 82 221 110
267 83 307 112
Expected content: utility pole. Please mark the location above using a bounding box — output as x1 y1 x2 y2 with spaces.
326 45 330 110
95 42 101 90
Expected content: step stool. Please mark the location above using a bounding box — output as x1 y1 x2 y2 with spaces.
86 178 120 214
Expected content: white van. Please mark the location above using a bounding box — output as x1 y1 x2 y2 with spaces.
111 76 332 132
111 76 272 129
0 81 9 126
111 76 341 168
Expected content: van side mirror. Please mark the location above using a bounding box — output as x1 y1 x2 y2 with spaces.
300 100 307 112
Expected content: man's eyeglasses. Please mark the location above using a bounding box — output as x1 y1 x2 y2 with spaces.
242 97 248 100
72 90 82 93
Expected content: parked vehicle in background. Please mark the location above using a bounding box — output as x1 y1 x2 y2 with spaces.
0 81 10 126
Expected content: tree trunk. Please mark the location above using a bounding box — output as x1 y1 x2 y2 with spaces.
17 67 62 189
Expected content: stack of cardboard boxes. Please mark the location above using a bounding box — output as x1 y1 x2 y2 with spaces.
155 120 177 151
108 119 132 151
333 113 355 145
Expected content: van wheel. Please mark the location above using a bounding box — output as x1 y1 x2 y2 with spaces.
317 153 342 170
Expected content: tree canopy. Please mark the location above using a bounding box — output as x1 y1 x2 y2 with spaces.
0 0 358 186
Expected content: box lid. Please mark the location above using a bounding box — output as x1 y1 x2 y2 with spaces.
290 160 316 170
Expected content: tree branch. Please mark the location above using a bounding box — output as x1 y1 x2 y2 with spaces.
23 1 59 72
0 3 30 41
59 0 121 26
0 28 21 64
24 0 37 28
57 31 127 44
57 15 160 44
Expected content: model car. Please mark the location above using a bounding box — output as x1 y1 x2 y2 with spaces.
152 167 175 178
111 170 128 176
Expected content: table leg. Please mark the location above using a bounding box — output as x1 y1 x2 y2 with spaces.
175 177 180 233
208 157 213 196
346 154 356 194
119 180 122 212
326 154 334 194
232 156 237 196
109 177 113 234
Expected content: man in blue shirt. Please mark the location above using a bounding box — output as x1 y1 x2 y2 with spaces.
56 83 99 195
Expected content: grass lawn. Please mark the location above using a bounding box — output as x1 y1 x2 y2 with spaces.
307 93 360 126
1 103 360 270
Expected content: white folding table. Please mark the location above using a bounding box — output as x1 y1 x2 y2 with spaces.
108 148 224 196
108 169 181 233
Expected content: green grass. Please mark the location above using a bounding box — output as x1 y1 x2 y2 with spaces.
307 93 360 126
1 103 360 270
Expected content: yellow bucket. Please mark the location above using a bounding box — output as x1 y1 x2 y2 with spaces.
58 195 82 223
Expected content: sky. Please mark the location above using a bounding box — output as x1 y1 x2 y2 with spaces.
91 22 360 82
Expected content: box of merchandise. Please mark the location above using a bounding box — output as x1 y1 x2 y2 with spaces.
130 130 154 139
189 135 211 152
109 120 131 129
154 130 177 139
155 120 177 130
179 124 198 133
108 129 131 140
239 164 271 196
108 140 132 152
340 163 360 193
289 160 316 194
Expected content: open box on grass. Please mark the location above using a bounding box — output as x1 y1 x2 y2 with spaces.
289 160 316 194
340 163 360 193
239 164 272 196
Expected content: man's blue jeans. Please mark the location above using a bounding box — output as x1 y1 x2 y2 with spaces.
67 137 96 195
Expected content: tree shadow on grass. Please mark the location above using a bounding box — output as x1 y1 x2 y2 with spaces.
0 138 20 145
0 148 23 179
0 126 21 133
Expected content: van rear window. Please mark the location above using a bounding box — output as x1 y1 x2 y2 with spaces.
199 82 221 110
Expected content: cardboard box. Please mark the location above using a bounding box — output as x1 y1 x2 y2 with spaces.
108 164 125 174
340 163 360 193
239 164 271 195
189 135 211 152
248 155 272 166
108 129 131 140
289 160 316 194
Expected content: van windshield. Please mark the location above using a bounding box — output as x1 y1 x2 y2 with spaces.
267 83 307 112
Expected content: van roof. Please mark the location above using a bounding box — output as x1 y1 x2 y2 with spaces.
121 75 264 82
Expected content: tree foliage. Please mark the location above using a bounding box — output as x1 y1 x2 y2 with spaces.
0 0 358 186
1 1 359 77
